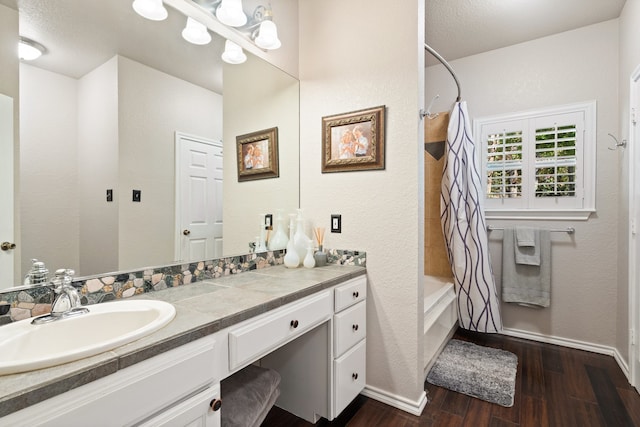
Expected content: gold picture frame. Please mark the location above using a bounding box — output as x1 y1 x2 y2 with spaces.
236 127 279 181
321 105 386 173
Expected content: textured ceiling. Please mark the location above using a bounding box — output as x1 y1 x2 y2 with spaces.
4 1 629 87
10 0 226 93
426 0 627 66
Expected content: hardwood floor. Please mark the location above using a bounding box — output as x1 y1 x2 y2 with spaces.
262 328 640 426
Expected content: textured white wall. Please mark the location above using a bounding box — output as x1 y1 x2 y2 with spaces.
118 56 222 270
299 0 426 409
19 64 80 276
427 21 620 348
618 0 640 367
77 57 119 276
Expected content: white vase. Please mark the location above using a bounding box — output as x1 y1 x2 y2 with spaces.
293 209 310 264
283 215 299 268
303 245 316 268
268 210 288 251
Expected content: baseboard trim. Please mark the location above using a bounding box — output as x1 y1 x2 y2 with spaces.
361 384 427 416
501 327 630 380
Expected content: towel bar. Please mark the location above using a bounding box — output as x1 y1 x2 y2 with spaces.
487 225 575 234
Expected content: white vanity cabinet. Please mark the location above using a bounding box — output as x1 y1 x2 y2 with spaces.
332 276 367 418
1 271 368 426
2 336 221 427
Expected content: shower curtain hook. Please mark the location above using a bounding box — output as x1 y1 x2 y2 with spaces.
607 133 627 150
421 94 440 120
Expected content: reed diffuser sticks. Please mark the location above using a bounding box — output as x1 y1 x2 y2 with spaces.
313 227 325 248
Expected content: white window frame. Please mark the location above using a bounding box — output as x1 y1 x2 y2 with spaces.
473 101 596 220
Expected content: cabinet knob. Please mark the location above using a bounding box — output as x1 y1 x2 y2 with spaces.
183 229 191 236
210 398 222 411
352 324 359 331
352 291 359 298
290 319 299 328
352 373 359 380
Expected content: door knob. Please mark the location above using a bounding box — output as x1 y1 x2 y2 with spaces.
1 242 16 251
183 229 191 236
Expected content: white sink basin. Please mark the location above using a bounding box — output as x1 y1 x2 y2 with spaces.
0 299 176 375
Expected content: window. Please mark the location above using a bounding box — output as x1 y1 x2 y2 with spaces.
474 101 596 219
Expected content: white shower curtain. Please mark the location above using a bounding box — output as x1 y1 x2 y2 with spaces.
440 101 503 333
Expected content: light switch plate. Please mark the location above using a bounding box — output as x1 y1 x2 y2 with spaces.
132 189 141 202
331 214 341 233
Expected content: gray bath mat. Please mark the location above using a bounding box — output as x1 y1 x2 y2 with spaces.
426 339 517 407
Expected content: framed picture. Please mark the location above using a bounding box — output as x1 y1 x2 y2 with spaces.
236 127 279 181
321 105 385 173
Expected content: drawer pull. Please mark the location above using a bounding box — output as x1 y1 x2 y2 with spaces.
352 373 359 380
352 324 359 331
353 291 359 298
210 398 222 411
290 319 299 329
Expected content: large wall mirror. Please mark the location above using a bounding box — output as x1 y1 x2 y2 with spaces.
2 0 299 286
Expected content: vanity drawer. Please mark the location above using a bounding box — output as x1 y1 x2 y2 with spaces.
333 339 366 418
138 383 221 427
333 300 366 358
2 337 217 427
228 291 332 370
334 276 367 313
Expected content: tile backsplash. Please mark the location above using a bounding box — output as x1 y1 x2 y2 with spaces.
0 249 366 324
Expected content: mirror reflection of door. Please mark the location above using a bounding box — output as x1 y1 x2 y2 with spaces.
175 133 223 263
0 94 15 287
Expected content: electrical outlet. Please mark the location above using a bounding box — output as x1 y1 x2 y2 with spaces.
331 214 341 233
132 189 141 202
106 189 113 202
265 214 273 230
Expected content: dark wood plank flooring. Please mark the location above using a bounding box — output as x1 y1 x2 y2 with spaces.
262 328 640 426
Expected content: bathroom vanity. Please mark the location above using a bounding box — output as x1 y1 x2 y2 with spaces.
0 265 366 426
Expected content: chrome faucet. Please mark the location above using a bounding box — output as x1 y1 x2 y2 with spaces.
32 268 89 325
50 269 82 315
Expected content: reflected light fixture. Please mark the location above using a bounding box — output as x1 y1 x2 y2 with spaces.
132 0 168 21
18 37 44 61
252 6 281 50
216 0 247 27
221 40 247 64
182 17 211 45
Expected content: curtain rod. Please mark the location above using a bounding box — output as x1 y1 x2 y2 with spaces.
424 43 461 102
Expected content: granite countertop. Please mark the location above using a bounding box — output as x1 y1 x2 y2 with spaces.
0 264 366 418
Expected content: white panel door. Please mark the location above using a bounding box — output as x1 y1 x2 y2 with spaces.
630 67 640 393
0 94 15 288
175 133 223 263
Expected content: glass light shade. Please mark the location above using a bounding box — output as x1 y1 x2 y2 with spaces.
255 20 281 50
132 0 168 21
182 17 211 45
18 40 42 61
221 40 247 64
216 0 247 27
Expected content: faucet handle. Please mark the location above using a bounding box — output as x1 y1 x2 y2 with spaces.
52 269 75 289
54 268 75 278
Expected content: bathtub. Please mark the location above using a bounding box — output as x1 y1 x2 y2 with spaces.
423 276 458 376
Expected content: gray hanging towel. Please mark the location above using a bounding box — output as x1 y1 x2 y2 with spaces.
502 228 551 307
514 226 541 266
